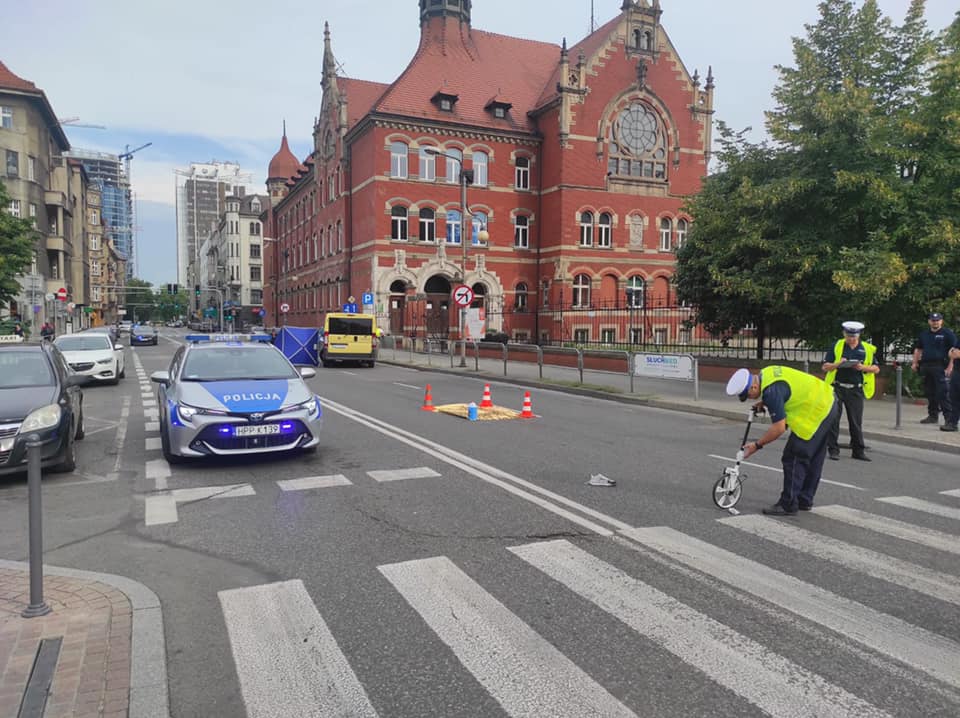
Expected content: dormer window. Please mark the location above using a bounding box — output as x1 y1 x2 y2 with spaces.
485 97 513 120
494 107 505 118
432 90 459 112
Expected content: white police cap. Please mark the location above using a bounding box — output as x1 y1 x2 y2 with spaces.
725 368 752 401
841 321 865 334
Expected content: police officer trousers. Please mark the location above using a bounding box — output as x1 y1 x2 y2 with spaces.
779 401 839 511
827 384 865 456
919 363 952 419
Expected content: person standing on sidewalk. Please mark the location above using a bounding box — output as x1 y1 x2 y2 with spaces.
822 321 879 461
912 312 956 425
726 366 839 516
943 345 960 432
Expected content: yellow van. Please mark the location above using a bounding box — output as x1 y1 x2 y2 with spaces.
321 313 378 367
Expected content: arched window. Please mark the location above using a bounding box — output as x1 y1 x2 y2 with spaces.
391 206 408 241
472 151 488 186
676 218 688 247
419 208 436 243
597 212 612 248
337 220 343 252
514 282 528 311
514 215 529 248
471 211 488 245
579 212 594 247
390 142 408 178
515 156 530 190
659 218 673 251
446 149 462 184
626 276 645 308
608 102 668 181
572 274 591 308
446 209 462 244
419 147 436 181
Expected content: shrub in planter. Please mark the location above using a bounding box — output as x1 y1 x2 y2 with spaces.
483 332 509 344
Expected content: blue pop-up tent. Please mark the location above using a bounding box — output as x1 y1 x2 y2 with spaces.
275 326 320 366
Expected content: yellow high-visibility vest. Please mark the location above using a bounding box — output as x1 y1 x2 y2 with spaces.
824 339 877 399
760 366 835 440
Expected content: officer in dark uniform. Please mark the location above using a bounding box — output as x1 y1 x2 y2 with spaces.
944 345 960 432
912 312 957 425
822 321 878 461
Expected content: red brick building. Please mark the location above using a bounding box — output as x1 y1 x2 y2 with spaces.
264 0 713 346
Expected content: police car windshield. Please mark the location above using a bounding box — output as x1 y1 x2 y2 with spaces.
180 346 298 381
0 351 54 388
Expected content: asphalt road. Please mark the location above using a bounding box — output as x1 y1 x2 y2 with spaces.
1 329 958 717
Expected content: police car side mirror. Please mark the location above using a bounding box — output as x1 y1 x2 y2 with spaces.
298 367 317 379
150 370 171 385
114 344 123 351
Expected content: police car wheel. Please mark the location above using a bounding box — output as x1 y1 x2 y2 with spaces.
161 423 185 465
75 406 85 440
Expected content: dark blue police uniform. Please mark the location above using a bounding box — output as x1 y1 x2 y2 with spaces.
914 327 957 420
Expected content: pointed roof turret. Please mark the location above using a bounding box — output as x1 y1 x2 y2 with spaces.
267 122 303 182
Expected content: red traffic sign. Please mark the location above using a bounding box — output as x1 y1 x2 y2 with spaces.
453 285 474 307
56 287 67 301
280 302 290 313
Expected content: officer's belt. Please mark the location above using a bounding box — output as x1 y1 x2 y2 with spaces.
834 382 862 389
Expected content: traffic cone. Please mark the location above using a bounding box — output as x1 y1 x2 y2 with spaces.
480 383 493 408
520 391 534 419
421 384 436 411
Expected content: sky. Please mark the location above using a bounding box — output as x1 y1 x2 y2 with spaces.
3 0 955 285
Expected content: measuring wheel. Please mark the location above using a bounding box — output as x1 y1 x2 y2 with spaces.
712 469 743 509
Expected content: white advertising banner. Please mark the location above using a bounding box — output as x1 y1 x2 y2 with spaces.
633 353 695 381
465 307 485 340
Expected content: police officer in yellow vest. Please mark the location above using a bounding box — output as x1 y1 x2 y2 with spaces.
726 366 839 516
822 321 879 462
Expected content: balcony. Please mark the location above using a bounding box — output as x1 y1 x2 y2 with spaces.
44 190 67 208
45 234 65 252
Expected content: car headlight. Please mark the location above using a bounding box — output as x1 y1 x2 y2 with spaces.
20 404 62 434
281 398 318 415
96 358 113 365
177 404 199 421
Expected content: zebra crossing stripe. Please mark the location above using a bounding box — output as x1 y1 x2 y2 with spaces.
378 556 636 718
718 515 960 607
510 539 886 718
219 580 377 718
940 489 960 498
366 467 441 482
877 497 960 522
278 475 351 491
621 526 960 690
815 505 960 556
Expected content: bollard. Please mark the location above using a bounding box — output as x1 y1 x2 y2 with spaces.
467 402 478 421
895 364 902 430
22 436 51 618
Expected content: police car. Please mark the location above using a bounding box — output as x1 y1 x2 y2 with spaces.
150 334 322 464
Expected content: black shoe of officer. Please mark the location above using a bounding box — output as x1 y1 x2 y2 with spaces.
762 503 797 516
852 453 872 461
828 451 840 461
920 415 939 424
940 423 958 432
798 502 813 511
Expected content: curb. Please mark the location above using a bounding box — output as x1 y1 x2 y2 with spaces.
0 559 169 718
380 360 960 456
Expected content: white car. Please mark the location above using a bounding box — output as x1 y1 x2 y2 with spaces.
54 333 125 385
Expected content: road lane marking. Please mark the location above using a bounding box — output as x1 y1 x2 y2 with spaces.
708 455 865 490
145 459 170 491
620 526 960 690
112 397 130 476
379 556 636 718
367 467 441 482
144 495 177 525
145 422 159 433
144 484 256 526
510 539 887 718
815 505 960 556
876 497 960 521
719 514 960 606
277 475 352 492
219 580 377 718
173 484 255 502
393 382 422 390
940 489 960 498
321 398 627 536
145 438 162 451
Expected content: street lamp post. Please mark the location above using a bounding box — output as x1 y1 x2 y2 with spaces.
424 148 488 367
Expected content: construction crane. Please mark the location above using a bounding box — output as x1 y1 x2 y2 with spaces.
118 142 152 179
58 116 107 130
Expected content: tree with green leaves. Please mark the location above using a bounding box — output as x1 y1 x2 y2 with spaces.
675 1 955 357
123 278 157 323
0 180 37 309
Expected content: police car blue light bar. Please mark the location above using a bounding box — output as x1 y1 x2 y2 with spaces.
185 334 274 344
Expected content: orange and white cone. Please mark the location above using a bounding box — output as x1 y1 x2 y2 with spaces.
520 391 534 419
421 384 436 411
480 383 494 408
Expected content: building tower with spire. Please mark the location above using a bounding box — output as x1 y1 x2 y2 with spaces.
267 122 302 201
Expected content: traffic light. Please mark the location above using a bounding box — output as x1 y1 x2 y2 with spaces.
166 283 179 295
194 284 201 297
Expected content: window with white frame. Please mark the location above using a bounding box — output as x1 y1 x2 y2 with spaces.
92 286 101 303
630 327 643 344
90 234 100 251
27 156 36 181
654 328 667 344
29 203 37 225
91 259 101 277
597 212 612 248
391 206 408 240
626 276 645 308
573 328 589 344
250 266 262 282
390 142 408 178
572 274 591 308
446 149 462 184
659 218 673 251
601 328 616 344
6 149 18 177
337 221 343 251
676 218 688 247
419 147 436 181
472 151 488 186
89 209 99 225
251 199 261 213
514 215 529 248
0 106 12 129
445 210 462 244
251 289 262 304
514 282 528 311
251 243 261 259
419 208 436 242
312 234 317 258
471 211 487 245
7 199 20 217
515 156 530 190
679 328 691 345
579 212 594 247
319 230 324 256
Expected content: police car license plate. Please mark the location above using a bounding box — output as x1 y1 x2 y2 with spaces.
235 424 281 437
